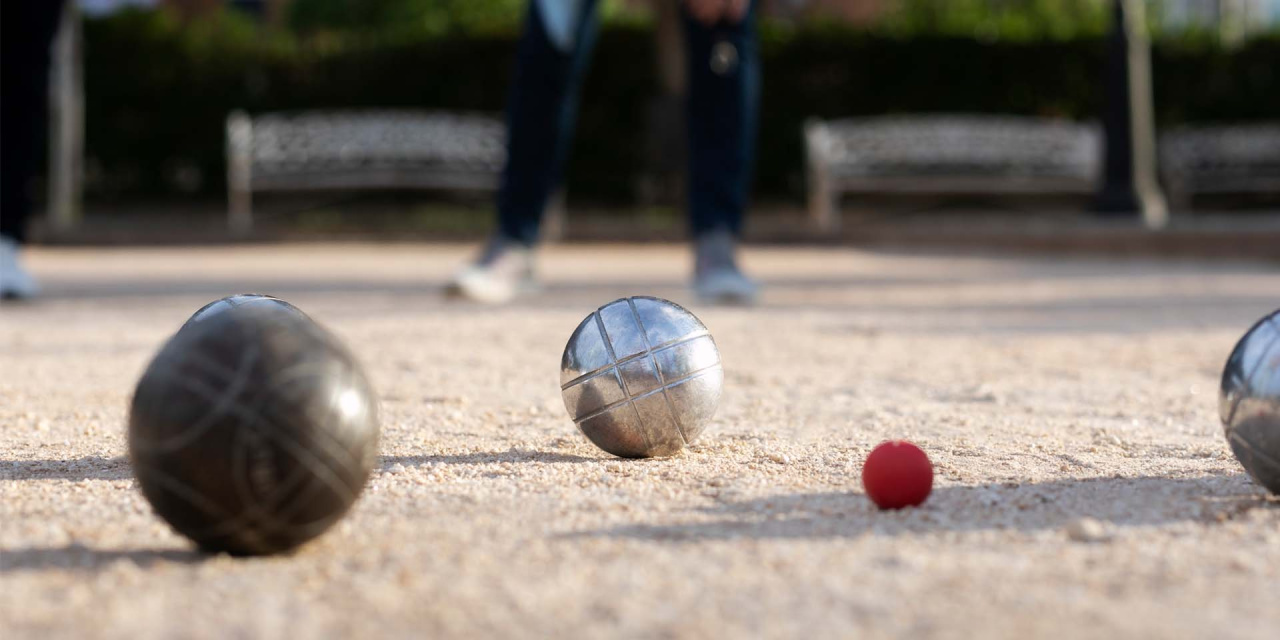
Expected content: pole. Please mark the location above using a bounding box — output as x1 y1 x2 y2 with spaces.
48 2 84 233
1123 0 1168 228
1095 0 1167 228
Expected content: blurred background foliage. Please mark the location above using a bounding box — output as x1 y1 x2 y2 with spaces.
284 0 658 40
846 0 1111 40
287 0 524 39
273 0 1276 43
80 1 1279 200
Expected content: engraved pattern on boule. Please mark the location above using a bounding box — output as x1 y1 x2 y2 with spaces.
561 296 723 458
1220 308 1280 495
129 304 380 555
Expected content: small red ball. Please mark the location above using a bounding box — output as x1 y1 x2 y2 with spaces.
861 440 933 509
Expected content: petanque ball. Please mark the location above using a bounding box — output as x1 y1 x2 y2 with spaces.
182 294 309 330
560 296 723 458
1220 308 1280 495
129 304 379 555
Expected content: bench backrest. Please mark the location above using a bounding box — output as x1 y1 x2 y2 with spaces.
806 115 1100 180
1160 125 1280 179
228 110 505 177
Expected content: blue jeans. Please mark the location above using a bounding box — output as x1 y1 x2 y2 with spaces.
497 0 759 246
1 0 66 243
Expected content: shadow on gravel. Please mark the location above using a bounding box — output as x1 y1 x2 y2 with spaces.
20 274 966 302
574 474 1275 541
382 448 599 468
0 544 206 574
2 456 131 481
24 276 1276 334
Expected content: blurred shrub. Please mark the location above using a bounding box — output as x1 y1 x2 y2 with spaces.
877 0 1110 41
287 0 524 39
285 0 649 39
82 9 1279 201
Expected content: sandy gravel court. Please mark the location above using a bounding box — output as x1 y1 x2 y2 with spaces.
2 243 1278 639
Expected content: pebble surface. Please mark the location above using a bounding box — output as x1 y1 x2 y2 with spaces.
2 243 1279 639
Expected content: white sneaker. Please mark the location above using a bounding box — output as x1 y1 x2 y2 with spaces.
695 267 759 305
0 236 39 300
444 236 537 304
693 229 758 305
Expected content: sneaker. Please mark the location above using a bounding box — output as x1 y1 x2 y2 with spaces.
444 236 537 303
0 236 39 300
693 229 758 305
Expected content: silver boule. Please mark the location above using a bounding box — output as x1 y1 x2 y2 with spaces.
560 296 723 458
1220 309 1280 495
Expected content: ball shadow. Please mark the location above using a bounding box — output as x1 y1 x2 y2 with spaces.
571 473 1275 541
2 456 132 481
381 448 600 468
0 544 207 574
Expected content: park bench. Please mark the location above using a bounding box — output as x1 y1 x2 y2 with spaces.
1159 123 1280 209
226 110 537 233
804 115 1101 231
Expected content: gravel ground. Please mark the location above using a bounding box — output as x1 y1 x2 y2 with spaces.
2 243 1279 639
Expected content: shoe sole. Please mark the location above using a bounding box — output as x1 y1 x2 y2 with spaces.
696 291 758 306
442 279 538 304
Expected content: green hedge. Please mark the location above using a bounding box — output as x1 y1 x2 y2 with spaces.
82 11 1280 201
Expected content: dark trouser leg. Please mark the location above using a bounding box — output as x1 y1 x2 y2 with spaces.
1 0 66 244
683 2 760 238
496 0 601 247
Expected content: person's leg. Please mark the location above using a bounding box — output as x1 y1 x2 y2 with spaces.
1 0 66 245
447 0 600 303
1 0 66 299
682 2 761 303
496 0 602 247
684 2 758 238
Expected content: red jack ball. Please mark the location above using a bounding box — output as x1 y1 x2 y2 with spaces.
862 440 933 510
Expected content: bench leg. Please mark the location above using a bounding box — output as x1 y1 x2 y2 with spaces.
542 188 567 243
807 166 839 233
226 111 253 234
1163 179 1191 214
229 186 252 234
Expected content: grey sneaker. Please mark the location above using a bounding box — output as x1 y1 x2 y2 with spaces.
444 236 537 303
693 229 758 305
0 236 39 300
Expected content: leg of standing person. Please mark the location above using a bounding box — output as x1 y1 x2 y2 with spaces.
446 0 601 303
1 0 67 300
684 0 760 304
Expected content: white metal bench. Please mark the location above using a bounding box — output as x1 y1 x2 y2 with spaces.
1159 123 1280 210
804 115 1101 230
226 110 551 233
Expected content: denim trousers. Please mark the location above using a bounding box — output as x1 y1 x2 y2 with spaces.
497 0 759 245
1 0 66 243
